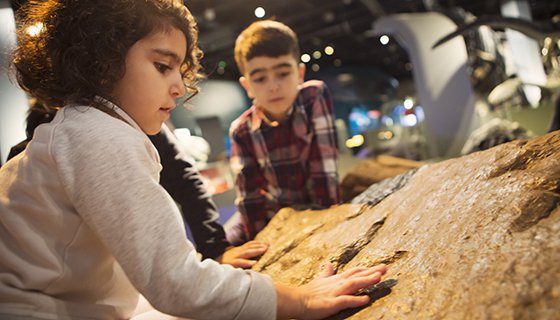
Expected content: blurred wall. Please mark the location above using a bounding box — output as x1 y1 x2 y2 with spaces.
169 80 249 159
170 80 249 134
0 1 28 165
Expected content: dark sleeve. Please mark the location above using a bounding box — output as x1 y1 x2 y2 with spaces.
149 125 230 259
7 140 30 161
7 108 56 162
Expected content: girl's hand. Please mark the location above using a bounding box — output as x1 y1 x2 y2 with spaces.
216 241 268 268
276 263 388 319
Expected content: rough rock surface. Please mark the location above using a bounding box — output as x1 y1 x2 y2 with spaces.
253 131 560 319
340 155 423 201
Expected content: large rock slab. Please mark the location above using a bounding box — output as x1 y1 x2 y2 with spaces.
253 131 560 319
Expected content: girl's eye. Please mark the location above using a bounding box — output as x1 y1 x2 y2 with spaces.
253 76 265 84
154 62 171 73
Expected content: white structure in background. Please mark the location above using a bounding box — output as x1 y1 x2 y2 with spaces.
173 128 211 164
0 2 29 165
374 12 477 159
501 0 547 108
171 80 249 162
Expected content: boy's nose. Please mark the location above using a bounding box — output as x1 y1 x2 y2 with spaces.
269 79 280 91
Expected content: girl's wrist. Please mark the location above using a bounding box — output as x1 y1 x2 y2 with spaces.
275 282 305 319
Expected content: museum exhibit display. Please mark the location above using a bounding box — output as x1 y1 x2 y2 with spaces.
1 0 558 318
253 131 559 319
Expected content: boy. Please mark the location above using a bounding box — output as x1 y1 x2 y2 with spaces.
229 20 341 244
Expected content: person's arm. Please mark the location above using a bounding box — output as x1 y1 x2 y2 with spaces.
151 125 267 267
56 115 276 318
230 125 271 240
306 81 341 206
149 125 230 259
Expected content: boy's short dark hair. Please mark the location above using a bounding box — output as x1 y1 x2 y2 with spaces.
234 20 300 75
12 0 203 108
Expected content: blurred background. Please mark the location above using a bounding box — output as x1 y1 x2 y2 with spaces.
2 0 559 218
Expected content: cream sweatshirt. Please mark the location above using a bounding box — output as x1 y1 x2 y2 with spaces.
0 104 276 320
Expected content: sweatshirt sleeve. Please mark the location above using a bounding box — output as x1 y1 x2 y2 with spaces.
53 114 276 319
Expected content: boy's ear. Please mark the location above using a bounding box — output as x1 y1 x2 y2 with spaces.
298 63 306 84
239 76 254 99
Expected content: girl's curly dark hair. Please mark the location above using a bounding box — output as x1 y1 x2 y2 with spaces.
12 0 203 108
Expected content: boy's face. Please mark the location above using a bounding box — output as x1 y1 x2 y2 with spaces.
239 54 305 122
111 27 187 135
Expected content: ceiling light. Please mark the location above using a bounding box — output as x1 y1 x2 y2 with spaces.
254 7 265 18
380 35 389 45
311 63 320 72
204 8 215 22
313 51 322 59
323 11 335 23
404 98 414 109
27 22 43 37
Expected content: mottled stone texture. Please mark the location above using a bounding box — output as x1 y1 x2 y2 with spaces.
253 131 560 319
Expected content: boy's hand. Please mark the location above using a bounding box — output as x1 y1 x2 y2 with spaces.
276 263 388 319
216 241 268 268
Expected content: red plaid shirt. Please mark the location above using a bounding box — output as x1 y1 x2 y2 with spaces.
229 80 341 239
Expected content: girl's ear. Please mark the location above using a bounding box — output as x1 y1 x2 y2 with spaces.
239 76 254 99
297 63 306 84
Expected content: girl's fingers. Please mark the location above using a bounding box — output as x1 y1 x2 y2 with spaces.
340 267 375 278
233 259 257 268
333 294 371 310
238 248 266 259
241 241 268 250
336 272 383 295
342 264 387 279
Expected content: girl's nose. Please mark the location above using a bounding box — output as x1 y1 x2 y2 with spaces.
171 73 186 98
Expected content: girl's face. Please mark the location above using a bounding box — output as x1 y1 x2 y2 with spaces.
111 27 187 135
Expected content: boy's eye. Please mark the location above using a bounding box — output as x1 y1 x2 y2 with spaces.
154 62 171 73
278 71 290 78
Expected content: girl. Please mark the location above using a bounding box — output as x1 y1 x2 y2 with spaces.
0 0 387 319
